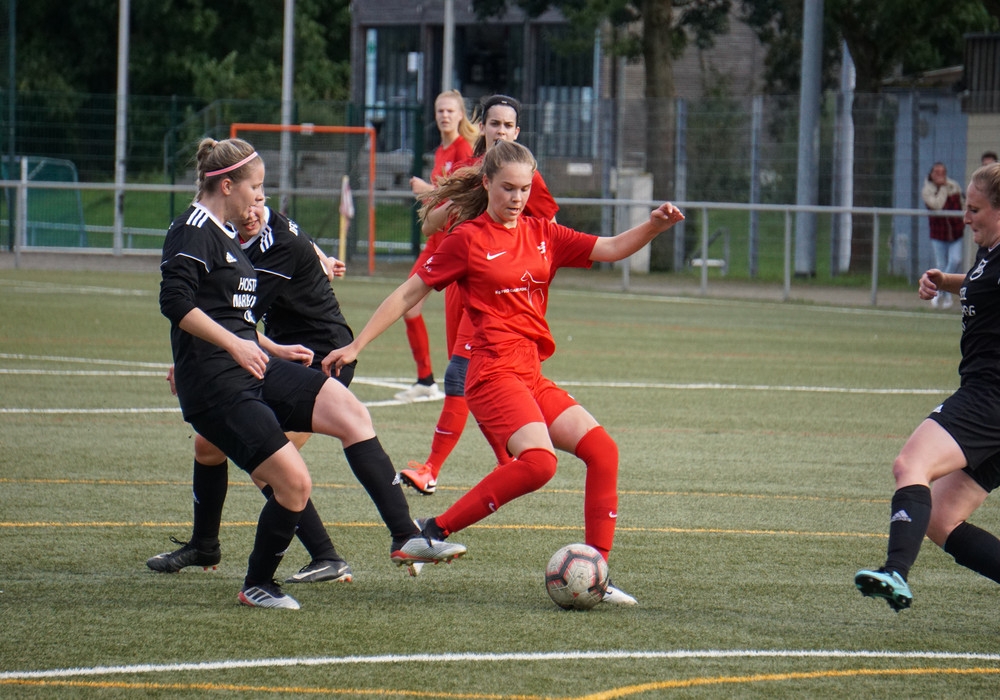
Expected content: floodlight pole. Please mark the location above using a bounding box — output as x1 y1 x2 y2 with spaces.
794 0 823 276
442 0 454 91
113 0 130 256
279 0 295 214
7 0 15 254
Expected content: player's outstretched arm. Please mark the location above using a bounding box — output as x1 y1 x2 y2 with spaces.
590 202 684 263
322 274 433 376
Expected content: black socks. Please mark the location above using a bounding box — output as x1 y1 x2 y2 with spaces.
883 484 932 580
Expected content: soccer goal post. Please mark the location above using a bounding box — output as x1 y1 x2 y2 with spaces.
230 123 377 275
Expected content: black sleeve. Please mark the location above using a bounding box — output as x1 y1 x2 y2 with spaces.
159 225 206 325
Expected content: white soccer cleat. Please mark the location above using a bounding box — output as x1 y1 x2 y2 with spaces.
238 581 301 609
394 382 443 403
602 580 638 605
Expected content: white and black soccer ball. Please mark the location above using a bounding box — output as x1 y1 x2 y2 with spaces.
545 543 609 610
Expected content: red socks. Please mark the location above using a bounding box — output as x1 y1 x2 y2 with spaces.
437 448 557 534
575 427 619 560
404 315 433 381
426 395 469 476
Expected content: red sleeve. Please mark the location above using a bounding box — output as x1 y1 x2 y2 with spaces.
524 170 558 220
416 226 472 291
546 220 596 271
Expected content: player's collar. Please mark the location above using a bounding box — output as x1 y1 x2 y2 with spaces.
193 202 235 239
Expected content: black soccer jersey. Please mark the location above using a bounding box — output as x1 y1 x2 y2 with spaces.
958 244 1000 384
160 203 262 418
241 206 354 359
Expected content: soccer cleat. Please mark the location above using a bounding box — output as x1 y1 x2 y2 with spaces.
146 537 221 573
285 558 353 584
390 532 466 567
400 460 437 495
855 568 912 612
603 579 639 606
238 580 301 609
394 382 443 403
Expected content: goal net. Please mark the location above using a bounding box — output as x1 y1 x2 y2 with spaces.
230 123 377 275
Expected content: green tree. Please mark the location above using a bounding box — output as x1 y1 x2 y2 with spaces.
11 0 350 101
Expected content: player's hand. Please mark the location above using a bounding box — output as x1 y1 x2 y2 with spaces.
651 202 685 231
919 268 945 301
321 344 359 377
327 256 346 278
229 338 270 379
269 343 314 366
410 176 432 196
166 365 178 396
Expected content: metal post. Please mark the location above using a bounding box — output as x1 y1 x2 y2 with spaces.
673 99 687 271
442 0 454 91
699 207 709 295
794 0 823 276
6 0 15 252
15 156 26 266
279 0 295 214
113 0 130 256
784 210 792 301
870 212 880 306
749 95 762 277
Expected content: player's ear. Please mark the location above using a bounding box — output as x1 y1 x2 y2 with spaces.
482 174 490 191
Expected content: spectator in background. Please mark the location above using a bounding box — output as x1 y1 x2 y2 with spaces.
982 151 998 166
921 162 965 309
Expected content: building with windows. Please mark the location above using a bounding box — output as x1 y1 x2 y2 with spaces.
349 1 765 166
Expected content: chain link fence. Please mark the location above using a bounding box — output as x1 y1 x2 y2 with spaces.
0 88 995 296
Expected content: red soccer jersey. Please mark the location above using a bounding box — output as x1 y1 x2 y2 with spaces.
418 212 596 361
432 137 475 183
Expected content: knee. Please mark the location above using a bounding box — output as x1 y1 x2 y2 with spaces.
517 448 559 490
282 471 312 511
443 356 468 396
194 434 226 465
891 453 925 486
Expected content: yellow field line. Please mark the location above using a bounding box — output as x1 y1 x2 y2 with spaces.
3 666 997 698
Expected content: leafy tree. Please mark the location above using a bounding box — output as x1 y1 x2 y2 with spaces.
10 0 350 101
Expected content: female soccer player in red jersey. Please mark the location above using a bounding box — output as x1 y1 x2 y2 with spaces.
323 140 684 604
396 90 479 402
399 94 557 496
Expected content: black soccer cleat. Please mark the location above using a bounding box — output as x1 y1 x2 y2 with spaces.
146 536 221 573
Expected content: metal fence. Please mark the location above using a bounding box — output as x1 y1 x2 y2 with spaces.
0 88 994 291
0 177 967 307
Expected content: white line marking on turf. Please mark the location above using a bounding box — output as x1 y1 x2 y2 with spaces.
0 369 165 377
3 649 999 680
0 353 169 369
0 279 152 296
0 407 180 414
556 380 952 396
0 354 951 413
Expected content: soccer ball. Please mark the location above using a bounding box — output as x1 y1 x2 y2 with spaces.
545 543 609 610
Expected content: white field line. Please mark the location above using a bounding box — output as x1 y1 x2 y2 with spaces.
0 279 153 296
0 353 951 414
2 648 999 681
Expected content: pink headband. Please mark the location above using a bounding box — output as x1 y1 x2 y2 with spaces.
205 151 259 178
